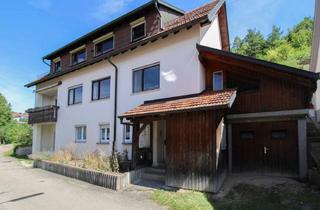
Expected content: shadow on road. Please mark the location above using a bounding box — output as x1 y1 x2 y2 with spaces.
0 192 44 204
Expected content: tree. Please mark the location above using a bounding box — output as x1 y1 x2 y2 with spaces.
232 17 314 69
0 122 32 145
0 93 12 126
4 123 32 146
232 29 267 58
266 25 283 48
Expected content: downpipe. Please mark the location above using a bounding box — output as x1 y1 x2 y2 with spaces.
107 57 118 155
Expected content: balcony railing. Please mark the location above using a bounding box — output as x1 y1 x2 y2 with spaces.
26 105 59 124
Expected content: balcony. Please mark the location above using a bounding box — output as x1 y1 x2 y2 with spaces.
26 105 59 124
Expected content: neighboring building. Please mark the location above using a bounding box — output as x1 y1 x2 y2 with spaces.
311 0 320 122
12 112 28 124
26 0 319 192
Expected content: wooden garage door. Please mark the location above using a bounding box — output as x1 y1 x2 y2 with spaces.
232 121 298 175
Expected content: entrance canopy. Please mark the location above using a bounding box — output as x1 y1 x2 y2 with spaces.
120 89 237 120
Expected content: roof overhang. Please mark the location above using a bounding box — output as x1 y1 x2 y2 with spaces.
25 16 210 88
119 89 237 120
197 44 320 83
227 109 309 123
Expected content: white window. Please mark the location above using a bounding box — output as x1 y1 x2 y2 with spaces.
75 126 86 142
124 125 132 143
94 33 114 56
53 57 61 72
70 45 86 65
131 17 146 42
213 71 223 91
100 124 110 143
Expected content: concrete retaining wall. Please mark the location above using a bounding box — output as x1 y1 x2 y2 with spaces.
33 160 144 190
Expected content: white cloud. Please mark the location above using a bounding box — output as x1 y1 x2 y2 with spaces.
92 0 134 20
28 0 52 12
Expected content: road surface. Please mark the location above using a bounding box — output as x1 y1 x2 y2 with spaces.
0 145 163 210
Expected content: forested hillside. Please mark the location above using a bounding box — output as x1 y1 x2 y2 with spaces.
232 17 314 69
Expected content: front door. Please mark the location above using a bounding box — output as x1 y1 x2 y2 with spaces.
232 121 298 175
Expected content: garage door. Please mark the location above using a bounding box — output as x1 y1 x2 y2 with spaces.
232 121 298 175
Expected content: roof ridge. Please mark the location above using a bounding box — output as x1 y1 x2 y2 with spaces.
164 0 219 29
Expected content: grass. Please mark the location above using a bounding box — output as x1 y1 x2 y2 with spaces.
152 190 213 210
151 183 320 210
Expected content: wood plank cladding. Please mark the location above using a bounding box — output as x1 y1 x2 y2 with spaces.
217 3 229 51
165 110 224 192
56 7 160 72
204 61 309 114
232 121 298 175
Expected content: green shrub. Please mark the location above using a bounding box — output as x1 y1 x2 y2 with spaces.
3 123 32 146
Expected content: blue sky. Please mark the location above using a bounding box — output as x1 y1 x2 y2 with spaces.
0 0 315 112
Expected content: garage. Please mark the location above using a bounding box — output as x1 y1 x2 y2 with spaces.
232 121 299 176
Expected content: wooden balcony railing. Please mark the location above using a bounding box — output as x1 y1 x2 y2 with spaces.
26 105 59 124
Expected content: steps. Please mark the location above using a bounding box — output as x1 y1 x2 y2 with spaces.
142 167 165 182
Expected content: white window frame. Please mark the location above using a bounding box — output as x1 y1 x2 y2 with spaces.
213 71 223 91
99 124 110 144
75 125 87 143
93 32 114 56
130 17 146 42
70 45 87 66
123 125 132 143
52 57 61 72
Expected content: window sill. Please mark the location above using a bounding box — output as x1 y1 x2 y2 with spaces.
68 102 82 107
70 60 87 67
94 49 114 58
97 142 110 145
91 97 110 103
131 36 146 43
131 88 160 96
75 141 87 144
122 142 132 145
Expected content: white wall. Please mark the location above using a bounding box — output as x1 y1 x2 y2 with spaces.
55 60 115 156
33 16 223 157
200 17 222 49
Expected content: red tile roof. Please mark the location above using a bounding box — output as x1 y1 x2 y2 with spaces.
164 1 219 31
12 112 29 118
120 89 236 118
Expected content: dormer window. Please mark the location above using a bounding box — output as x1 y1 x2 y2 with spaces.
94 33 114 56
70 45 86 65
53 57 61 73
131 17 146 42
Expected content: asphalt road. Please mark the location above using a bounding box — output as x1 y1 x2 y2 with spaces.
0 145 164 210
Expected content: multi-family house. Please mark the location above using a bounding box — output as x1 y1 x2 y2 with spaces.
26 0 319 192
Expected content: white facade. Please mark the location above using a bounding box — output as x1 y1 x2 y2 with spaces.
32 18 223 158
311 0 320 121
